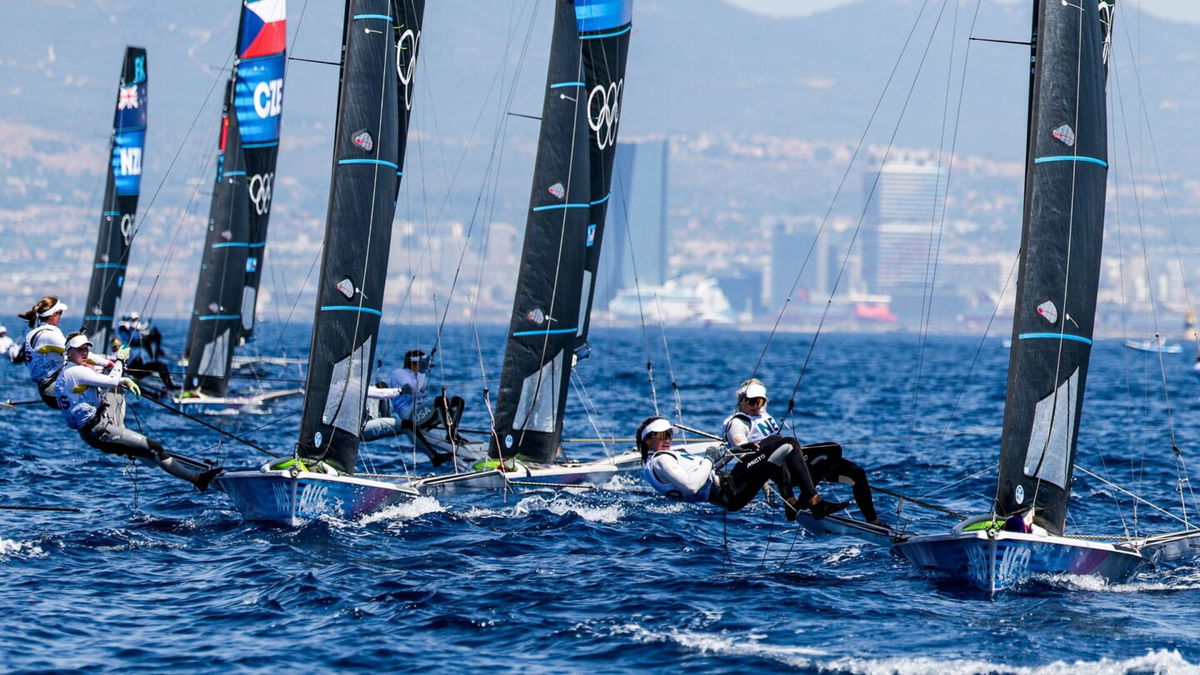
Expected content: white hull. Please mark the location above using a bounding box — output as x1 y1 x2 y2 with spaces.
412 449 643 493
172 388 303 414
216 466 418 527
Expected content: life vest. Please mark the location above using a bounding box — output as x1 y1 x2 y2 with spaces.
643 450 715 503
722 410 780 445
24 324 65 384
55 362 123 430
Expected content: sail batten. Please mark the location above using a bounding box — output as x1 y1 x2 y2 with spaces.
83 47 147 353
295 0 423 473
491 0 633 464
995 0 1115 535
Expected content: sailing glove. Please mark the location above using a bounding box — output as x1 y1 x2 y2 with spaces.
121 378 141 399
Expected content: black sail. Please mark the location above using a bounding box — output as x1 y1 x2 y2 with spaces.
296 0 423 473
83 47 148 352
995 0 1115 534
491 0 633 463
184 84 251 397
234 0 288 341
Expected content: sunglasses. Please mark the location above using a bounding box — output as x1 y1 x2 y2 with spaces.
645 430 674 441
744 397 767 406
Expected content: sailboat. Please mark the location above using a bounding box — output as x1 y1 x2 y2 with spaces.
174 0 299 412
215 0 424 525
81 47 148 353
885 0 1200 592
411 0 642 492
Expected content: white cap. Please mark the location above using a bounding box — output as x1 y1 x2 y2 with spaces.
640 418 675 439
129 311 140 320
740 382 768 400
0 325 6 334
65 334 93 350
38 301 68 318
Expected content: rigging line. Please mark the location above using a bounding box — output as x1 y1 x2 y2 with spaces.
750 0 938 376
872 485 967 520
569 370 609 457
652 294 683 425
1075 466 1190 527
917 463 994 500
141 393 274 456
513 22 588 445
938 253 1019 437
779 0 951 428
1118 21 1198 519
908 0 979 458
1110 34 1190 523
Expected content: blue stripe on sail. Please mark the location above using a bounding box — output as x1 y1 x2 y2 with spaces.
199 314 240 320
242 141 279 149
580 25 632 40
115 125 147 132
1034 155 1108 168
590 192 611 205
84 315 113 321
213 242 253 248
512 328 578 337
102 211 121 216
1018 332 1094 345
339 159 401 170
320 305 383 317
224 170 248 177
353 14 393 21
575 0 632 32
94 263 127 270
533 203 590 212
550 81 586 89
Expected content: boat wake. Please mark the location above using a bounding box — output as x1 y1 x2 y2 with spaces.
0 537 44 558
513 494 626 524
356 496 445 526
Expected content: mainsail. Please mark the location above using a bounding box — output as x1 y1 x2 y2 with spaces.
83 47 148 353
184 0 286 396
235 0 288 340
491 0 633 464
184 83 251 396
296 0 423 473
995 0 1115 534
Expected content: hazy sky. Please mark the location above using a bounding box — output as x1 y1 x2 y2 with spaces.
721 0 1200 23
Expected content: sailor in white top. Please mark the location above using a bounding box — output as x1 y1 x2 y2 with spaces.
0 325 14 362
724 378 880 525
387 349 429 419
56 333 221 491
640 416 845 519
14 298 70 409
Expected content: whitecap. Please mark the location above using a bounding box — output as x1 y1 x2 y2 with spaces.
513 494 624 524
0 538 44 558
822 648 1195 675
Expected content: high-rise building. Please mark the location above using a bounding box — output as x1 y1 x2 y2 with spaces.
862 158 947 320
597 140 669 312
769 217 834 310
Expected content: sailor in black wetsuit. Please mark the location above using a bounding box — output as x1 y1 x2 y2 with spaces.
639 417 846 520
724 378 881 525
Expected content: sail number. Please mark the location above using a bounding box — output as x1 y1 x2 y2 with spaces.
253 79 284 119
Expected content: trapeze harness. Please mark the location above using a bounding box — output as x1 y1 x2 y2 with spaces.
21 323 66 409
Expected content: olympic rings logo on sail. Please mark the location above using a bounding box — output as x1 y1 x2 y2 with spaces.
396 29 420 112
248 172 274 216
120 213 134 246
587 79 623 150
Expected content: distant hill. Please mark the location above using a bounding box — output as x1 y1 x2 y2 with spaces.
1 0 1197 320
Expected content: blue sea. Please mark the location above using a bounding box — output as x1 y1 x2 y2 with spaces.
3 323 1199 673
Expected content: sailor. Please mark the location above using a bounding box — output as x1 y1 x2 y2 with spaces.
117 311 164 360
55 332 221 491
13 296 70 409
0 325 14 361
109 334 176 390
724 378 881 525
387 349 430 420
640 416 846 519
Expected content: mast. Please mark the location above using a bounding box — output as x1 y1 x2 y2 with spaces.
295 0 423 473
83 47 147 353
490 0 633 464
183 81 251 396
995 0 1115 534
236 0 288 341
183 0 287 396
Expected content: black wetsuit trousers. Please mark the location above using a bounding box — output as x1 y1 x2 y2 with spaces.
714 436 819 512
802 442 877 522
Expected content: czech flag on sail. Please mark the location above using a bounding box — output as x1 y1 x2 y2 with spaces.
239 0 286 60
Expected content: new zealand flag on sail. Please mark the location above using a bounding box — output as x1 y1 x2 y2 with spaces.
234 0 286 145
111 53 147 196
